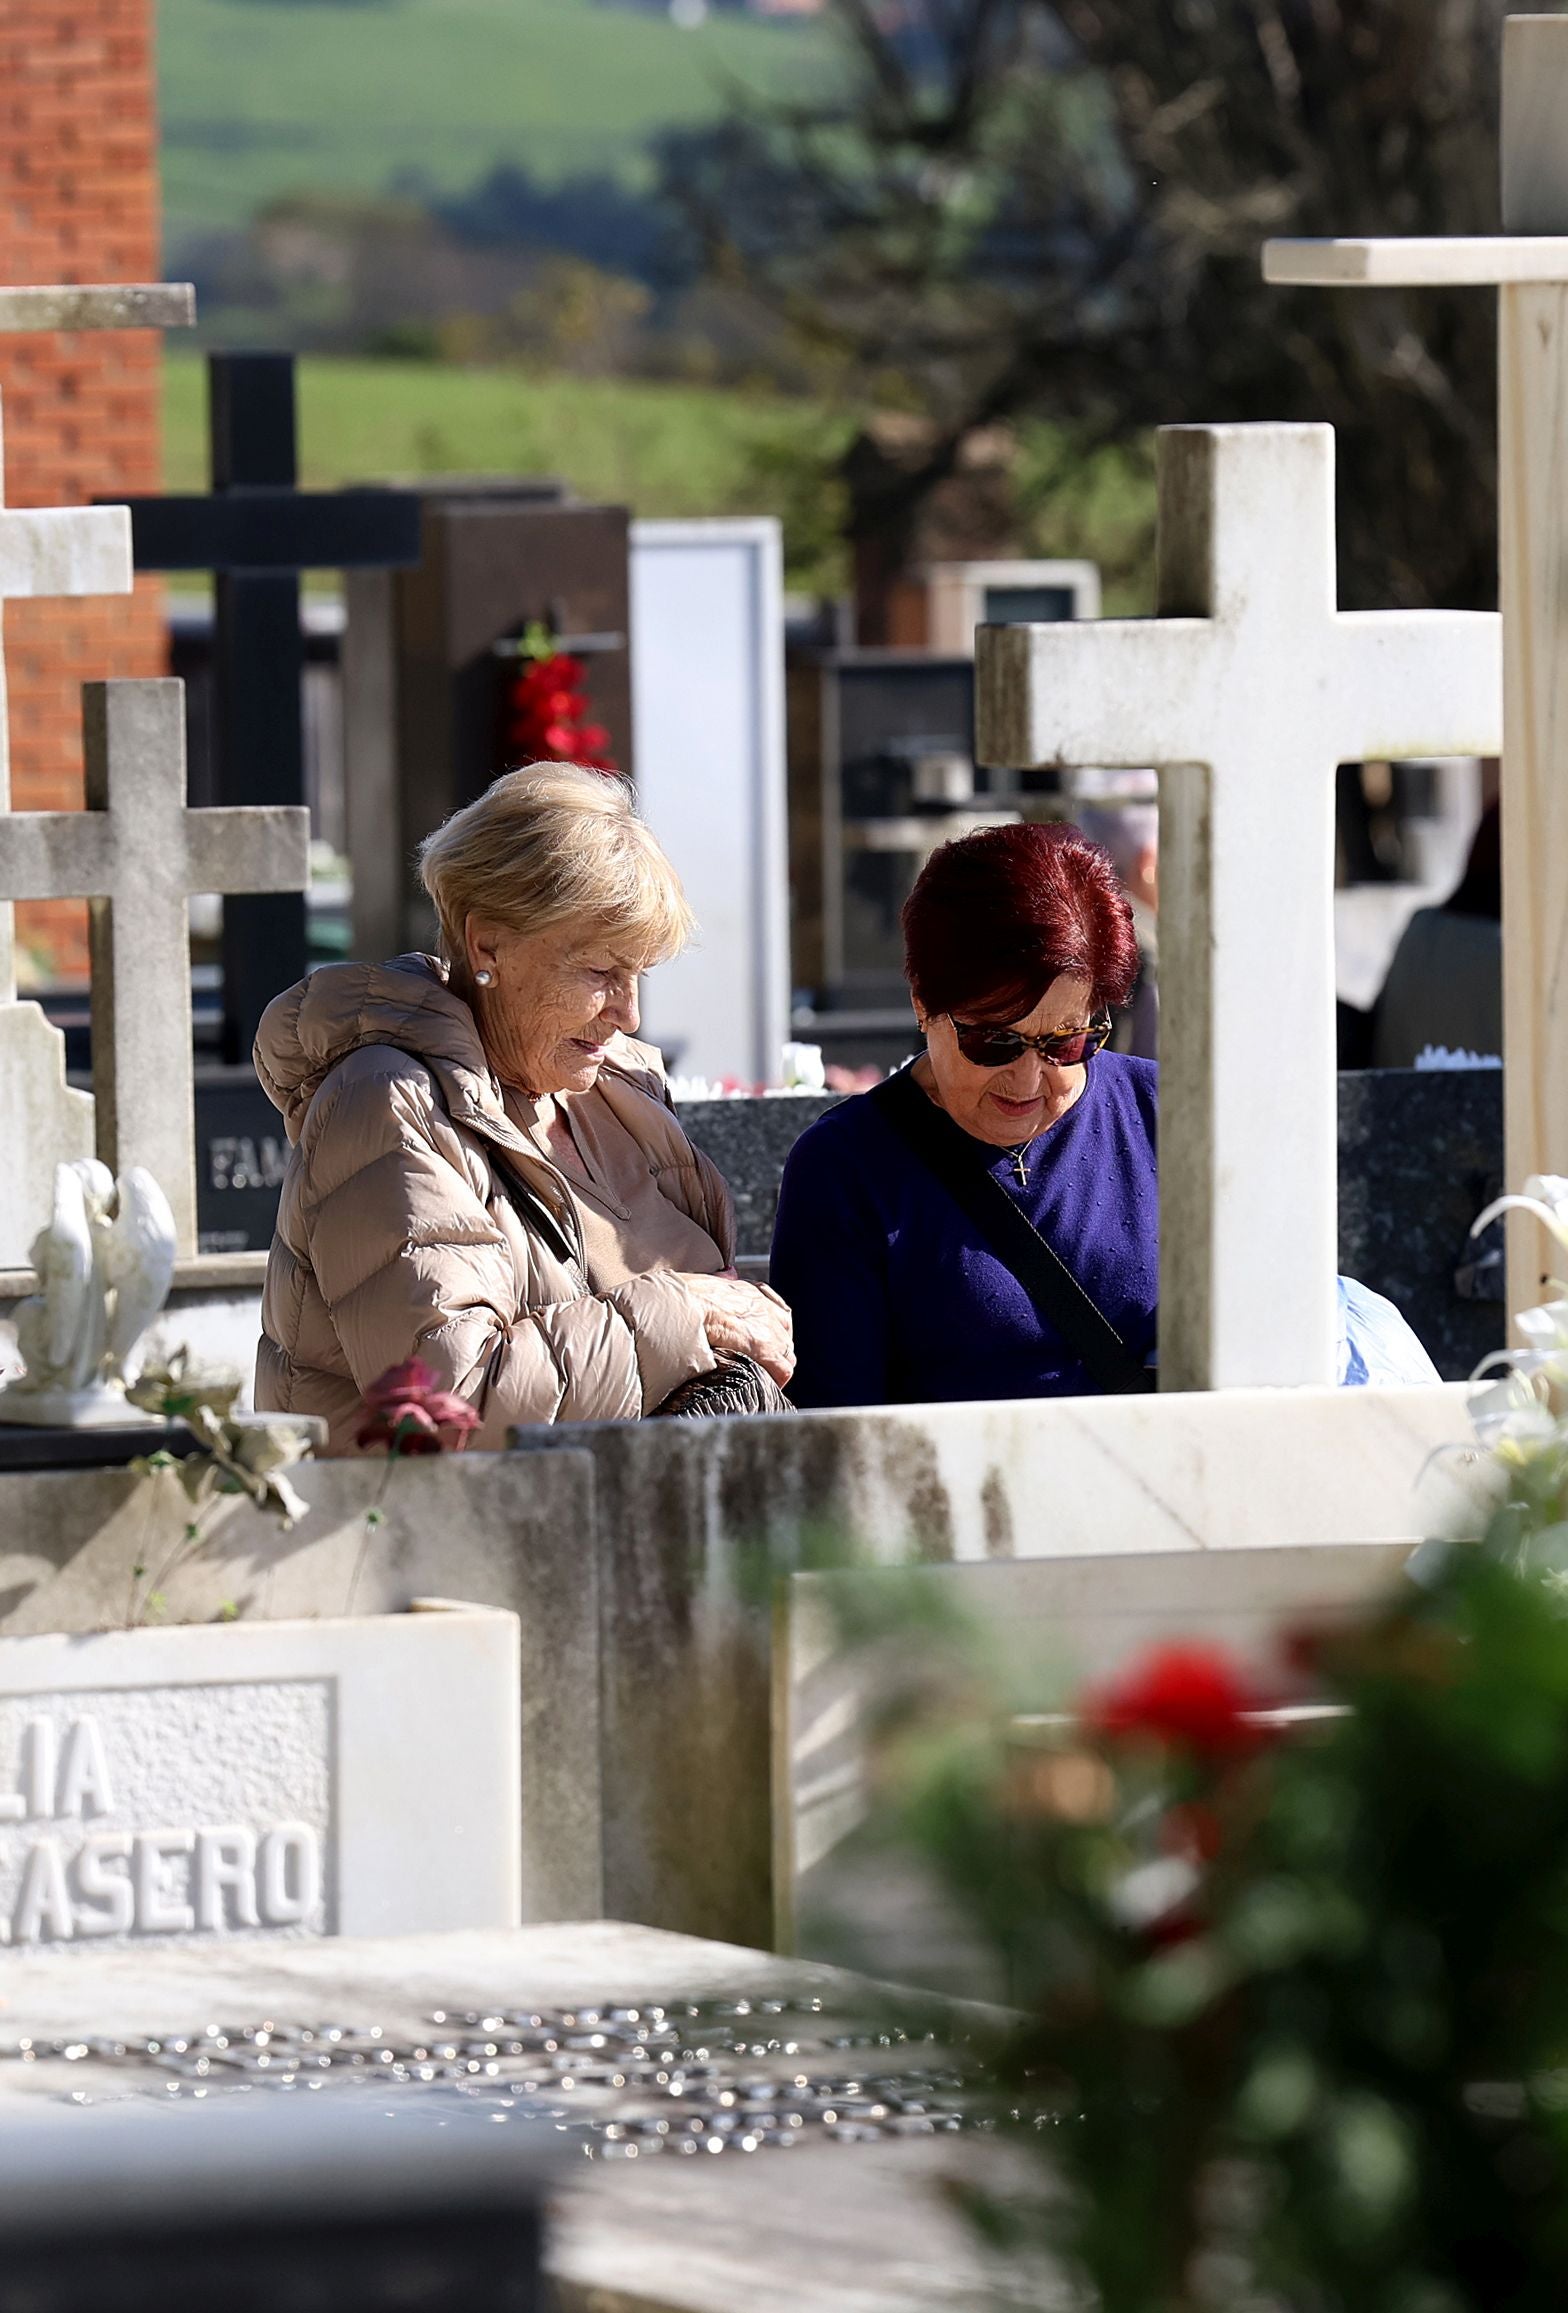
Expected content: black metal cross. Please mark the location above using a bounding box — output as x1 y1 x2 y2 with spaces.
118 353 422 1062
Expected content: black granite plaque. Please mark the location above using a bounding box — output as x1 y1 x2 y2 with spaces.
195 1066 292 1255
0 1421 194 1472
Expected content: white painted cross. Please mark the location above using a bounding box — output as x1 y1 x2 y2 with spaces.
977 423 1500 1392
1265 11 1568 1336
0 681 308 1257
0 278 195 1266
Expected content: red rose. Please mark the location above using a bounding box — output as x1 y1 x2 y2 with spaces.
1081 1643 1273 1759
356 1358 480 1455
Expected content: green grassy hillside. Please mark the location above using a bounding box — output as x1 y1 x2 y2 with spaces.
158 0 833 239
163 350 852 585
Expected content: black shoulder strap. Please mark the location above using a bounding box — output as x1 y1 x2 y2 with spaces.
870 1068 1154 1396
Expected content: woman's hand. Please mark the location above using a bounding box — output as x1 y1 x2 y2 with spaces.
682 1273 796 1388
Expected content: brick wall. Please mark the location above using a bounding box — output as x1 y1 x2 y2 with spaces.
0 0 165 984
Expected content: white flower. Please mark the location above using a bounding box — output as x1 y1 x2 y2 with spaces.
1472 1174 1568 1260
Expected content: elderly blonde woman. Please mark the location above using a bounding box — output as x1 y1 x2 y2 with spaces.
254 764 794 1451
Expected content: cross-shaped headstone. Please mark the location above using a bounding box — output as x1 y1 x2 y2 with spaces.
976 422 1500 1392
118 353 422 1062
0 679 308 1256
1265 11 1568 1336
0 277 196 1269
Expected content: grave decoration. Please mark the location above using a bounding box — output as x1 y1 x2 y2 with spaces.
1266 10 1568 1334
0 680 309 1259
0 1159 174 1431
0 1602 521 1950
978 425 1501 1391
501 622 615 772
117 352 422 1062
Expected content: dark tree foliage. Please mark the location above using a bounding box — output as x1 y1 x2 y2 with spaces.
664 0 1566 613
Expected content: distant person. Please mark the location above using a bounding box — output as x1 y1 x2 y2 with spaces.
253 764 793 1450
1371 802 1501 1068
1075 798 1159 1059
771 821 1436 1409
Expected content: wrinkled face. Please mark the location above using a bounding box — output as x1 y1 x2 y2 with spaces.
466 914 643 1097
918 973 1099 1149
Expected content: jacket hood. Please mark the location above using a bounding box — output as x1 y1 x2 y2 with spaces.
254 955 667 1148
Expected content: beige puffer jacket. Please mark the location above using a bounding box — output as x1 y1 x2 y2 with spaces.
253 955 730 1453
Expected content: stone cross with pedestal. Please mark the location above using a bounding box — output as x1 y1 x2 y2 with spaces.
977 423 1501 1392
0 283 195 1271
0 682 308 1257
1265 10 1568 1336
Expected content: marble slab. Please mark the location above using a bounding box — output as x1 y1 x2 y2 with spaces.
0 1923 1037 2313
513 1381 1484 1945
0 1603 520 1951
776 1538 1420 1968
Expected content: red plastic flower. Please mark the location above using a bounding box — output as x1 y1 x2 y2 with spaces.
503 646 618 775
1080 1643 1274 1759
355 1358 480 1455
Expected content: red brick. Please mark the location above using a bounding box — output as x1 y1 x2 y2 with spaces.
0 0 161 978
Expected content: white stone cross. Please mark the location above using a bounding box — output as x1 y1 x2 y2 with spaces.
0 680 308 1258
977 423 1500 1392
1265 11 1568 1332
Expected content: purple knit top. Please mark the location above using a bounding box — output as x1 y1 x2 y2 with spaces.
770 1053 1159 1408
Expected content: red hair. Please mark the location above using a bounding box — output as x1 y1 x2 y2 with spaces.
902 821 1140 1022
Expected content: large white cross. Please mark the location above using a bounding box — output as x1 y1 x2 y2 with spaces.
0 680 308 1257
977 423 1500 1392
1265 11 1568 1334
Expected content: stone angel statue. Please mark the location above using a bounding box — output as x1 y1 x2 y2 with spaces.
0 1161 177 1428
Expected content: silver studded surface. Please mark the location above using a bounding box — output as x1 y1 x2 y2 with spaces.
0 1998 983 2159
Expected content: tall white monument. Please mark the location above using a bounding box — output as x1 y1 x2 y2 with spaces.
1265 11 1568 1334
977 424 1500 1392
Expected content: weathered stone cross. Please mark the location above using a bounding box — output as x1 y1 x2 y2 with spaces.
0 681 308 1258
1265 10 1568 1334
977 423 1500 1393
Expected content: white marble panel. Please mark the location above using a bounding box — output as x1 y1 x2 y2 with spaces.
0 1603 520 1951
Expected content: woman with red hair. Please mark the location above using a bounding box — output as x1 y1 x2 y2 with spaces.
772 821 1157 1406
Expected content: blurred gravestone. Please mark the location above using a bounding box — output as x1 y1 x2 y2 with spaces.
343 484 632 963
0 2098 547 2313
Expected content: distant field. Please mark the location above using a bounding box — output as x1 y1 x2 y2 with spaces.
162 352 1157 605
163 351 852 584
158 0 833 238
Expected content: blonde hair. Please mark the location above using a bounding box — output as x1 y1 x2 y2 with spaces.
418 763 694 968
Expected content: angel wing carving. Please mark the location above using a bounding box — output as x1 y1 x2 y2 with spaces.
103 1167 178 1377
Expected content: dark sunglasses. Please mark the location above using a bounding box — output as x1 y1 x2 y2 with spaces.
949 1014 1113 1069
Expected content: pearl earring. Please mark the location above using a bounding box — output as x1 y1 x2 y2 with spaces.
474 968 494 987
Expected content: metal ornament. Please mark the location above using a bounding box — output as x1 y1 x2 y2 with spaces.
0 1994 999 2158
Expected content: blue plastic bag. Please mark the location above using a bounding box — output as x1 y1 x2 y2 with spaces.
1336 1275 1440 1387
